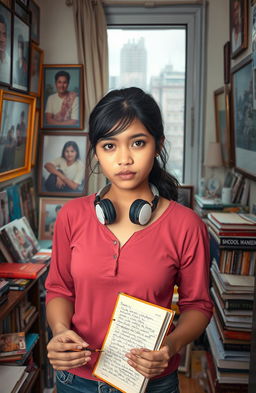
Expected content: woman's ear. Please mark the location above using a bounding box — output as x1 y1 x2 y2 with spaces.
94 154 99 162
156 137 165 156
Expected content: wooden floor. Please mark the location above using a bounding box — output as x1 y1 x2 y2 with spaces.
179 373 205 393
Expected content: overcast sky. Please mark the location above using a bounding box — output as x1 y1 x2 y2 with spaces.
108 29 186 81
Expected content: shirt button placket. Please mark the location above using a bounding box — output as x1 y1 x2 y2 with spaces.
112 239 119 274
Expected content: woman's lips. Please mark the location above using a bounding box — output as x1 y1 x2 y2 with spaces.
116 171 136 180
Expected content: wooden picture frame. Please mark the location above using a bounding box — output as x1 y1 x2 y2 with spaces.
177 185 194 208
231 55 256 181
11 14 30 92
224 41 231 84
38 131 88 197
31 107 39 166
0 3 12 86
230 0 248 59
29 43 43 96
41 64 84 130
0 89 36 182
214 87 232 167
29 0 40 45
39 197 71 240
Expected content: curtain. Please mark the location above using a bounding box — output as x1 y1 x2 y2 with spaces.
72 0 108 194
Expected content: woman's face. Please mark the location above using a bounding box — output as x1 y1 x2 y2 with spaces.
56 76 69 95
64 145 77 164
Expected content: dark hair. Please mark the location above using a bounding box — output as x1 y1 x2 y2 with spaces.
55 70 70 84
61 141 80 160
88 87 179 200
0 14 7 29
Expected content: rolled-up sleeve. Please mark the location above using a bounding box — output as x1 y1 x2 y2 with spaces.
45 206 75 304
176 220 213 320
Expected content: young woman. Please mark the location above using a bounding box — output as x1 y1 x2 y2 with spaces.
44 141 85 193
45 87 213 393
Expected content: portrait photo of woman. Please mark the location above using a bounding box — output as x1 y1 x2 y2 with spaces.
38 133 88 197
12 15 30 91
41 65 84 130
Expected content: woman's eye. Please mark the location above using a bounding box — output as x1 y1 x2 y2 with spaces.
133 140 145 147
103 143 114 150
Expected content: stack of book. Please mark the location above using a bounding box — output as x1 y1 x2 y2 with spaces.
206 212 256 392
208 212 256 275
0 332 39 365
194 194 247 219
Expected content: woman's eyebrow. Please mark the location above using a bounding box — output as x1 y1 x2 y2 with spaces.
100 133 148 141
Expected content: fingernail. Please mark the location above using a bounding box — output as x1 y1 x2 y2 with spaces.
76 345 82 349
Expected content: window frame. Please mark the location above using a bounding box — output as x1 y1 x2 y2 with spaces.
104 3 206 187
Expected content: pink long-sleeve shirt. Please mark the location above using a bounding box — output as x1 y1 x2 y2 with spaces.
45 194 213 381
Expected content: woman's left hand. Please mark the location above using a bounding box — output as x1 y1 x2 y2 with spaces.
125 345 171 378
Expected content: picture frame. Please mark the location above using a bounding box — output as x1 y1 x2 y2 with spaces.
0 3 12 86
0 89 36 182
38 131 88 197
214 87 232 167
11 14 30 92
177 185 194 208
231 55 256 181
17 176 37 232
223 41 231 84
39 197 71 240
15 1 30 24
41 64 84 130
29 0 40 45
230 0 248 59
31 108 39 166
178 342 192 374
29 43 43 96
6 184 22 221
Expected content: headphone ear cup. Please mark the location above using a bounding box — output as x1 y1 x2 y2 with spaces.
96 199 116 225
129 199 152 225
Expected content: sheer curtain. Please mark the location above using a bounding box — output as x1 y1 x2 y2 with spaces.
72 0 108 193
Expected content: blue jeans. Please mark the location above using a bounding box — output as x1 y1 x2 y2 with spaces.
56 370 180 393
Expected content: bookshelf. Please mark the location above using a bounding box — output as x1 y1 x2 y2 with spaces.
0 272 47 393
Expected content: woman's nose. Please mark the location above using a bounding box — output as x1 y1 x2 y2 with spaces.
117 147 133 165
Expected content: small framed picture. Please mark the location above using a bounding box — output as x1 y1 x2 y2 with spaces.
29 0 40 44
0 89 36 182
38 132 88 197
230 0 248 58
39 197 71 240
11 14 30 92
29 43 44 96
0 3 11 86
231 55 256 181
177 185 194 208
41 64 84 130
214 87 232 167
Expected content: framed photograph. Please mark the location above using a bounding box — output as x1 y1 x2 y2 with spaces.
38 132 88 197
224 41 231 84
231 55 256 181
18 177 37 232
214 87 232 167
177 185 194 208
31 108 39 166
0 4 11 86
15 2 30 24
11 15 30 92
39 197 71 240
178 343 192 374
0 89 36 182
41 64 84 130
230 0 248 59
29 43 43 96
29 0 40 44
6 184 22 221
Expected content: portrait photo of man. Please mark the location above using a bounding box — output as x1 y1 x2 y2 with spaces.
0 5 11 85
42 65 84 130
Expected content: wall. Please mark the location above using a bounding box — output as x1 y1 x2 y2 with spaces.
38 0 255 209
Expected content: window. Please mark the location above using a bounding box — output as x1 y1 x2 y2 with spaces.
105 4 205 186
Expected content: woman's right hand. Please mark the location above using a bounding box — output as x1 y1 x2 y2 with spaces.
47 329 91 370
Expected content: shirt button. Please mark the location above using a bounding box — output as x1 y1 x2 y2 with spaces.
113 254 117 259
113 240 118 245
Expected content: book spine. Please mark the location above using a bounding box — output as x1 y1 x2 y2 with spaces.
224 300 253 310
0 271 37 279
219 237 256 249
223 343 251 351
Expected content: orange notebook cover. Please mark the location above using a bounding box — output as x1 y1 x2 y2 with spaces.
93 293 175 393
0 262 46 279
